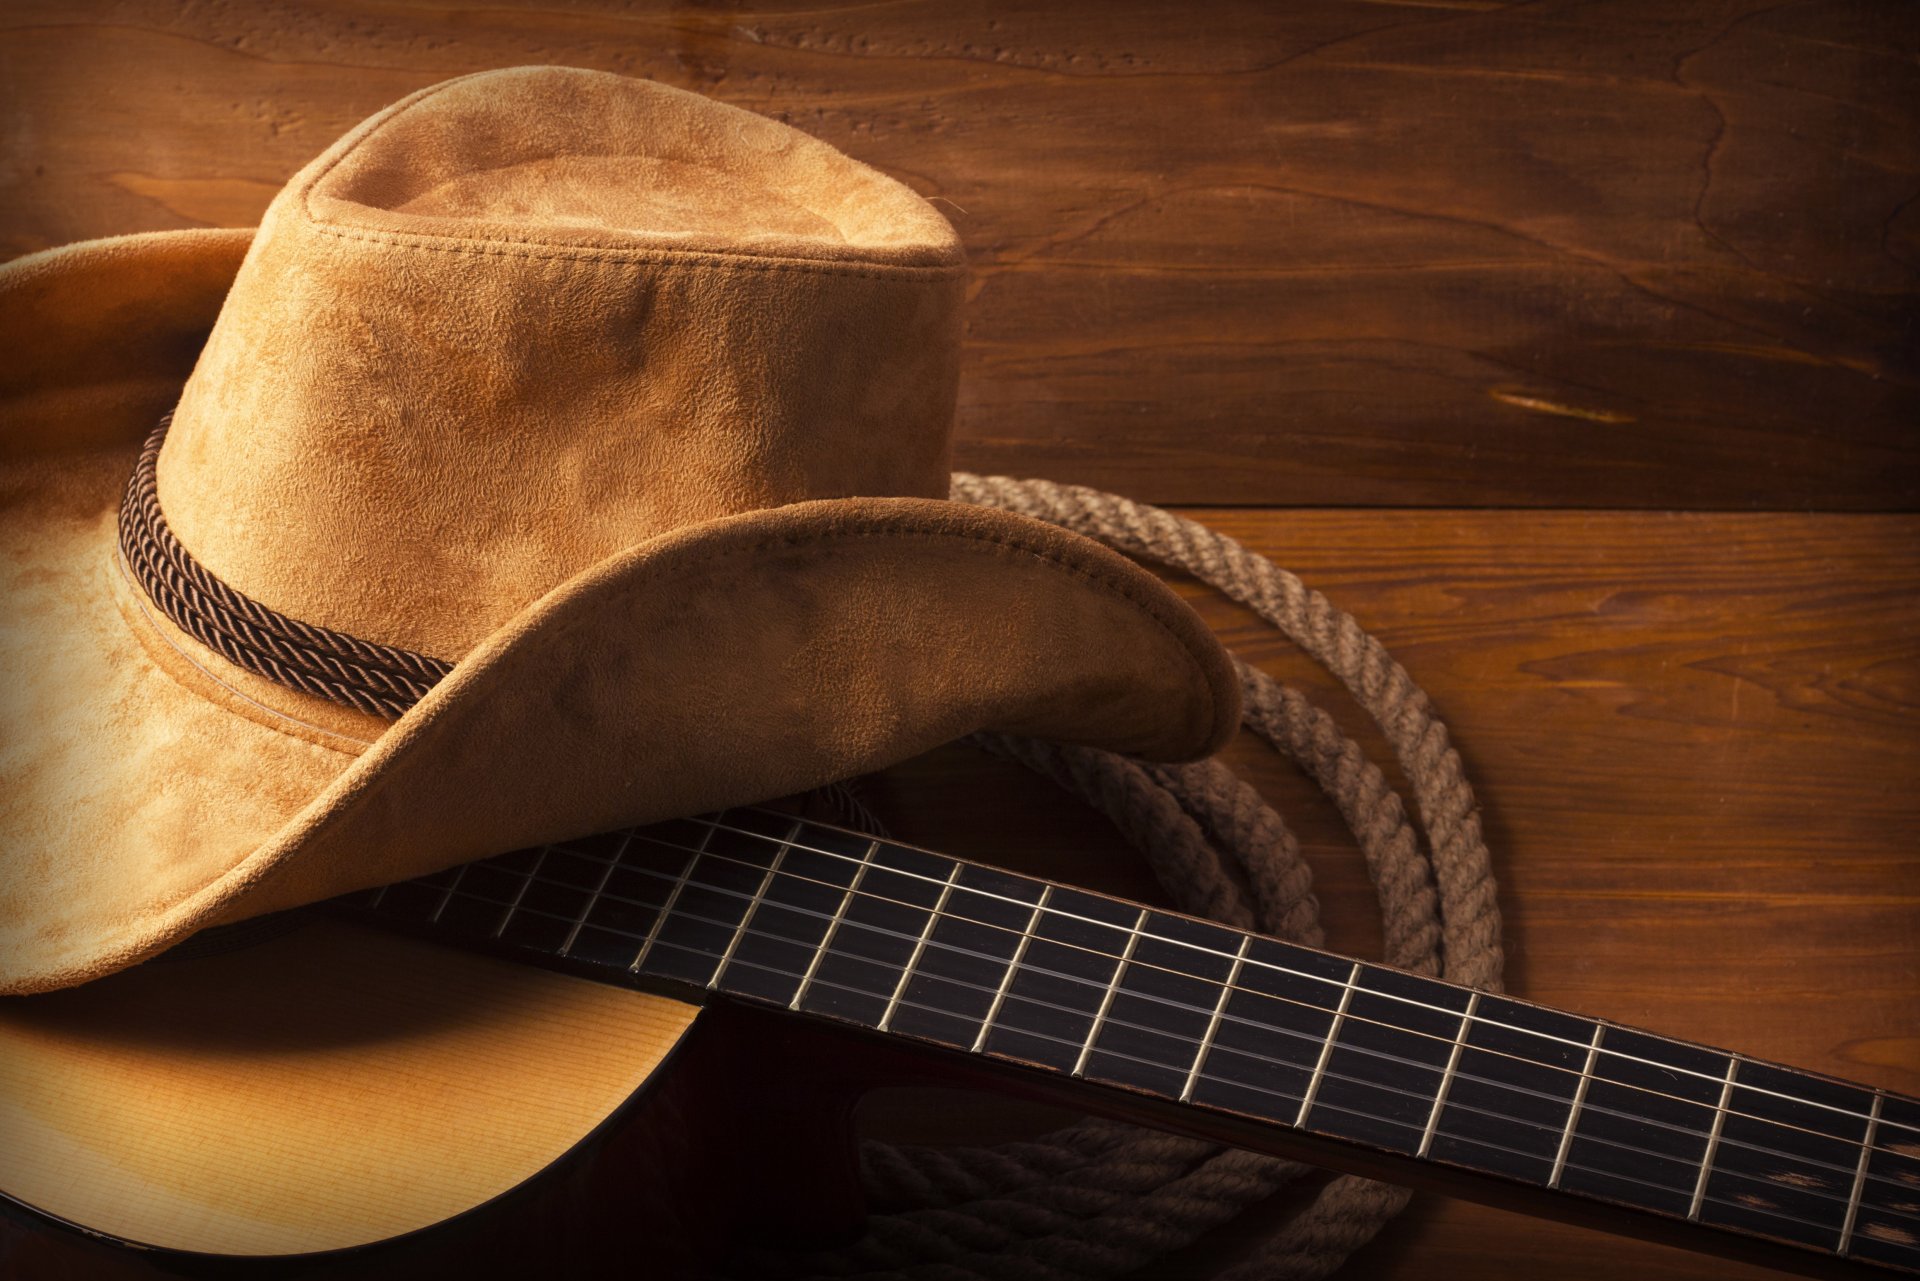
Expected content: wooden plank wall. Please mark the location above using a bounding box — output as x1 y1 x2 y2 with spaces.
2 0 1915 507
3 4 1916 1279
875 511 1920 1278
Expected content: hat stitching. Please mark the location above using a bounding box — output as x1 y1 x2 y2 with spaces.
126 418 448 719
433 520 1224 779
295 73 964 282
56 515 1221 987
110 502 1217 756
109 546 373 758
652 523 1213 673
4 66 1235 994
301 221 968 281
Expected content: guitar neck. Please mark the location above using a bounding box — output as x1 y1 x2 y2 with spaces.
340 808 1920 1277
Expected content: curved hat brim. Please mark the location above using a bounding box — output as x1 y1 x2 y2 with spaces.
0 232 1238 994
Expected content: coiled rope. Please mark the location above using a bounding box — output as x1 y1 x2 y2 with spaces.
751 476 1503 1280
119 415 451 718
123 414 1499 1274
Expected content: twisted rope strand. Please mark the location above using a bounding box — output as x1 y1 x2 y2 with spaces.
950 474 1502 991
752 476 1502 1281
1215 662 1442 973
130 418 449 686
118 416 452 718
118 423 1498 1277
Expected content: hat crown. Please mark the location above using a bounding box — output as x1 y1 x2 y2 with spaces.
157 68 967 661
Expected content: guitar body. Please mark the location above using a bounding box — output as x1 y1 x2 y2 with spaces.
0 918 870 1279
5 816 1915 1281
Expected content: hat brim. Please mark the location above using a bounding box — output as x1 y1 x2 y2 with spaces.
0 232 1238 994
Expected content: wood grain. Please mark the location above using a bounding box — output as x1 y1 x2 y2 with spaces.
2 1 1915 508
1 5 1915 1276
0 919 698 1256
863 506 1920 1279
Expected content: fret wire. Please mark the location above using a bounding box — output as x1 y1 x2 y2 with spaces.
1071 908 1150 1079
790 839 879 1011
1295 961 1362 1129
691 818 1908 1160
972 885 1052 1054
1689 1055 1741 1221
692 813 1890 1131
559 830 631 957
549 842 1437 1103
460 873 1582 1141
403 875 1912 1228
1182 933 1252 1104
629 821 714 971
1551 1021 1608 1190
510 826 1912 1174
878 862 963 1034
1418 989 1480 1160
1839 1091 1885 1256
491 845 550 940
636 867 1920 1215
428 862 471 925
709 826 793 987
628 826 1560 1095
695 927 1866 1239
639 921 1436 1135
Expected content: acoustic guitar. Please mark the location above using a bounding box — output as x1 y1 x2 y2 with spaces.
2 807 1915 1279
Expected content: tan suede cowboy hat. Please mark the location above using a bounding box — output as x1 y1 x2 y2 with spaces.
0 67 1237 995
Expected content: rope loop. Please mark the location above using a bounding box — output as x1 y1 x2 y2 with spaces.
120 420 1501 1276
751 477 1502 1280
118 415 452 718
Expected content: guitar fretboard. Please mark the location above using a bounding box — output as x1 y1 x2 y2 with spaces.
343 808 1920 1275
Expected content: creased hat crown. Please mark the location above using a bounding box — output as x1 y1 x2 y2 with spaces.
157 67 968 662
0 65 1242 995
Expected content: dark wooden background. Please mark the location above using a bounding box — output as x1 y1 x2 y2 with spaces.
3 3 1915 1278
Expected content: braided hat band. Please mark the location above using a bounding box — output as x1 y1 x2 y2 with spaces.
117 416 451 719
117 416 1503 1275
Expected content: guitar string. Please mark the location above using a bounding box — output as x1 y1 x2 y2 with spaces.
584 815 1914 1170
695 814 1891 1130
688 812 1905 1137
381 853 1917 1214
506 847 1920 1211
384 876 1876 1241
509 826 1917 1192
